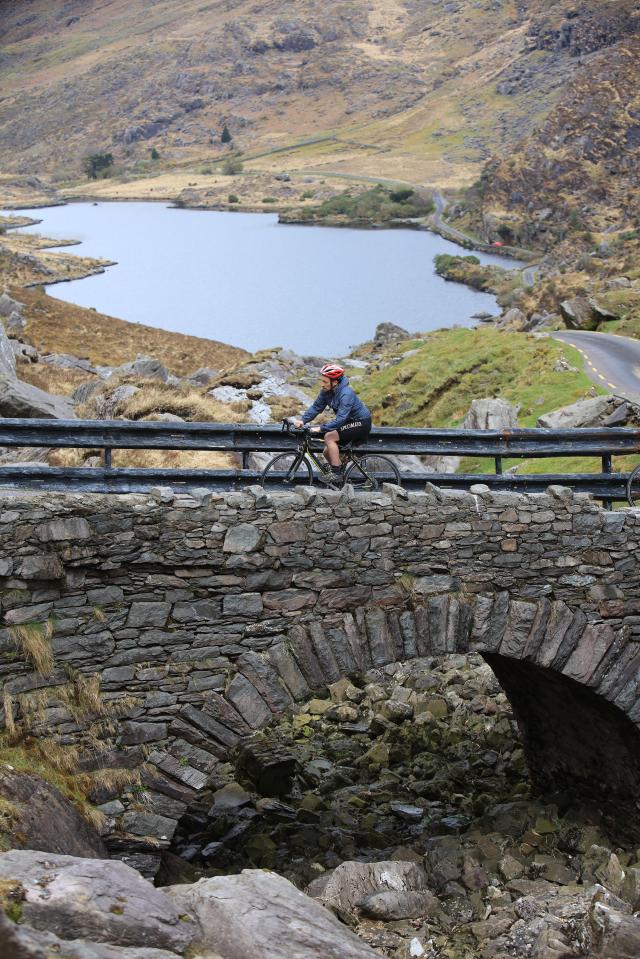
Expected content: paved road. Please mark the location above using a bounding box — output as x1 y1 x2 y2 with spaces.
550 330 640 401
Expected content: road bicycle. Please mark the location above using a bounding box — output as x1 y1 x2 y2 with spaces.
627 463 640 507
260 420 401 491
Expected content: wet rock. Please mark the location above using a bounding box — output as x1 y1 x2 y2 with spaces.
208 782 252 813
166 869 380 958
237 738 297 796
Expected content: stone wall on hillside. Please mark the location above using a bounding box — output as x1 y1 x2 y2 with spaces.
0 484 639 873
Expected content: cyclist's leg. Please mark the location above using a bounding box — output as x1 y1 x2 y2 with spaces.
323 429 341 467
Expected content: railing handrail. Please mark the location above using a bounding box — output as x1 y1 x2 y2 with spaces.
0 418 639 457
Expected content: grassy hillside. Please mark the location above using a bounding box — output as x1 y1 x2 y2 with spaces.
354 327 640 476
11 287 248 378
356 327 598 429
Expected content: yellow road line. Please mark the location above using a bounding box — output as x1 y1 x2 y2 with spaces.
598 374 606 381
608 382 617 389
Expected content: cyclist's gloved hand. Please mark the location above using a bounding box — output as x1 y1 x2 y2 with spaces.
292 418 304 428
309 426 321 434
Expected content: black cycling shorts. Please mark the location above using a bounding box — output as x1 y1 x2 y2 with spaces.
336 416 372 445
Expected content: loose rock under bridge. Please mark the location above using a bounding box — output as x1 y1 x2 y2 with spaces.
0 483 639 875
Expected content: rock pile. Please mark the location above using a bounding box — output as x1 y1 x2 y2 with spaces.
163 655 640 958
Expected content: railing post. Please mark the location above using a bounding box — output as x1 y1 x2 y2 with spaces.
495 456 503 475
602 454 612 511
104 448 112 469
242 451 250 471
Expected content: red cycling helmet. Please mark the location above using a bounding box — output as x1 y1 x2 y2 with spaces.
320 363 345 380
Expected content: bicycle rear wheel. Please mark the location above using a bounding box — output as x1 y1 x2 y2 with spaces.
344 454 401 491
627 464 640 507
261 452 313 488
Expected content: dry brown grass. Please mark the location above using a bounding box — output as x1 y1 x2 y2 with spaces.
8 621 55 676
17 362 89 397
11 287 248 376
49 446 237 470
120 384 242 422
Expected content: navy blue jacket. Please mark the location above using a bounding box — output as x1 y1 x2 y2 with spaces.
302 376 371 432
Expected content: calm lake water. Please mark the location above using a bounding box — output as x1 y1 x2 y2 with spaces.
11 202 520 355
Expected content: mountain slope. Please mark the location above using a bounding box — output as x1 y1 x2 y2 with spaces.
1 0 636 187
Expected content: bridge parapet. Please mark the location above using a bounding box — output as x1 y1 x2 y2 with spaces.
1 485 639 873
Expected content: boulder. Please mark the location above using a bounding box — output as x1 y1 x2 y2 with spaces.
0 376 75 418
0 768 107 859
0 292 25 318
7 311 26 333
166 869 380 958
537 395 623 429
93 384 139 418
11 341 38 363
373 322 410 350
0 321 17 377
497 308 527 331
0 850 194 953
112 355 169 382
40 353 97 373
461 398 519 431
306 860 429 917
186 367 220 386
560 296 597 330
559 296 616 331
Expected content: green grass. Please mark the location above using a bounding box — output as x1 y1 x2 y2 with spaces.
358 328 601 428
356 326 640 479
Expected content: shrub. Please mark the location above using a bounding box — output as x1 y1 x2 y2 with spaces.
82 152 114 180
150 147 160 160
228 194 240 203
222 156 243 175
389 188 414 203
221 124 232 144
262 197 276 203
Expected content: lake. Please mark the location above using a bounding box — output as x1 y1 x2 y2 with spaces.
9 202 520 356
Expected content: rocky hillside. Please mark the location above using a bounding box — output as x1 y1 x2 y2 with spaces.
457 30 640 251
2 0 637 188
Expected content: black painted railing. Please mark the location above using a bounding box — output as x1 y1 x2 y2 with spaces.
0 419 638 503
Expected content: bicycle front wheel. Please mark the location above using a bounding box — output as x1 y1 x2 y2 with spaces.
627 464 640 507
261 452 313 489
344 454 401 491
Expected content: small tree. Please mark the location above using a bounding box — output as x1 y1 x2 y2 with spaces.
222 156 243 175
221 124 232 144
82 152 114 180
150 147 160 160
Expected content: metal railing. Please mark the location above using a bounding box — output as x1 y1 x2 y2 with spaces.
0 418 638 503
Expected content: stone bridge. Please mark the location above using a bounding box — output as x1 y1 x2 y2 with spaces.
1 484 639 872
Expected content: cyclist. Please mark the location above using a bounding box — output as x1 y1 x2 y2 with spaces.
293 363 372 484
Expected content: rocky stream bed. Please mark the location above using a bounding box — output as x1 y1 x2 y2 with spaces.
147 654 640 958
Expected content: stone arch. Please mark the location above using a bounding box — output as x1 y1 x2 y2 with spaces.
169 591 638 810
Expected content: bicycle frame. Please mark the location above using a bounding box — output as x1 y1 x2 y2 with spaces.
283 425 363 483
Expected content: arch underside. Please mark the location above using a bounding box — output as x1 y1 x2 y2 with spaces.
177 592 639 811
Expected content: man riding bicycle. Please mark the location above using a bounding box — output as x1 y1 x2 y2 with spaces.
293 363 372 485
